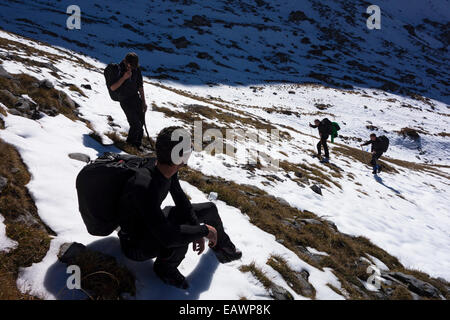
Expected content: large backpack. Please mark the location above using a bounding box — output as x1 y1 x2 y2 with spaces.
322 118 333 135
104 63 121 101
75 152 156 236
379 135 389 153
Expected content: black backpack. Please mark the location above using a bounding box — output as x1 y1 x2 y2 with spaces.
75 152 156 236
104 63 121 101
379 135 389 153
322 118 333 134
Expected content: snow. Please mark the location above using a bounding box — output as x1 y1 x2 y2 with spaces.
0 214 17 253
0 0 449 300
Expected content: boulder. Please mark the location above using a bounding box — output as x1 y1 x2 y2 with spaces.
269 284 294 300
310 184 322 195
0 65 12 79
39 79 54 89
172 36 190 49
191 15 211 27
385 272 441 298
81 84 92 90
0 176 8 193
68 153 91 163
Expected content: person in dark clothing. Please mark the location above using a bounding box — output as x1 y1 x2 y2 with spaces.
108 52 147 149
118 126 242 289
360 133 384 174
309 119 330 161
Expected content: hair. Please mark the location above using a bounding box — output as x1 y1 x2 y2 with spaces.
156 126 190 165
314 119 320 123
370 133 377 138
124 52 139 68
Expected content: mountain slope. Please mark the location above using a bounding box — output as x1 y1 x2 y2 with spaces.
0 0 449 300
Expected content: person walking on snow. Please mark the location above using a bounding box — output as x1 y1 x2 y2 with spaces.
309 118 332 162
360 133 388 174
107 52 147 151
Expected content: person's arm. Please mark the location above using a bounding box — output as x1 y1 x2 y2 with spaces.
126 172 208 248
170 173 198 225
110 68 131 91
309 123 318 128
361 140 372 146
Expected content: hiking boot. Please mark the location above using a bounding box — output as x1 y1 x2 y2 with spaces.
377 165 382 173
213 244 242 263
153 261 189 289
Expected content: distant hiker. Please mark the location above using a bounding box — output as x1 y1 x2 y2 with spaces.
360 133 389 174
118 126 242 289
309 118 332 162
104 52 147 150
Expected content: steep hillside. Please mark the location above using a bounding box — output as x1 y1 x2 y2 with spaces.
0 0 449 300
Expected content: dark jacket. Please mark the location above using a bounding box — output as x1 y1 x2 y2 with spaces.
310 121 330 138
362 138 384 153
107 61 143 102
119 166 208 251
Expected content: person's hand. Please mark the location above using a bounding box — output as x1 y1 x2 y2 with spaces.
123 68 132 80
372 151 376 155
193 238 205 255
205 224 217 248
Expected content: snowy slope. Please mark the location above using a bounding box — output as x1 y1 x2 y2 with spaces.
0 0 449 300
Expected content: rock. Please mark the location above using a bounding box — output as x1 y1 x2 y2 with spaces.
197 52 213 60
300 218 322 225
0 176 8 193
13 210 46 231
10 168 20 174
276 197 290 207
289 10 308 22
39 79 54 89
288 91 295 94
15 97 32 112
172 36 190 49
64 95 76 109
0 65 12 79
81 84 92 90
68 153 91 163
310 184 322 196
191 15 211 27
386 272 441 298
295 269 315 297
58 242 88 264
186 62 200 70
0 89 18 104
294 171 303 178
269 284 294 300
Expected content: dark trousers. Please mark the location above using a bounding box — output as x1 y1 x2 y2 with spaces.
120 95 144 147
120 202 233 270
317 136 329 158
370 152 383 171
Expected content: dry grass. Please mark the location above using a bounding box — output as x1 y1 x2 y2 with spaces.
0 73 83 121
0 138 53 300
63 250 135 300
267 255 316 298
239 262 274 290
179 167 447 299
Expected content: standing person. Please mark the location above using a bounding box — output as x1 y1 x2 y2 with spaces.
360 133 389 174
107 52 147 150
309 118 332 162
118 126 242 289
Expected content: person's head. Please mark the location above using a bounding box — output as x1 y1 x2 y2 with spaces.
124 52 139 70
370 133 377 141
314 119 320 125
156 126 192 170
